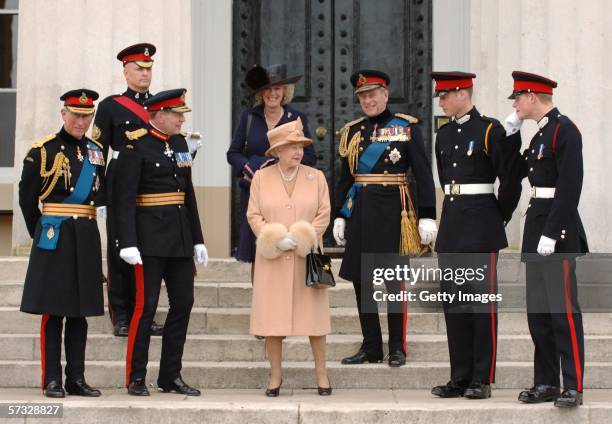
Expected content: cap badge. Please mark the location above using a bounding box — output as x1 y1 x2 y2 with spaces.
180 92 186 103
358 74 367 87
79 92 88 104
144 47 150 56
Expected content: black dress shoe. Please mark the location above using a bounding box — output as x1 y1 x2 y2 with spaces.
150 321 164 336
265 378 282 397
128 379 150 396
431 381 467 398
113 321 129 337
65 379 101 397
464 383 491 399
43 381 65 398
341 350 383 365
518 384 561 403
158 377 201 396
554 389 583 408
387 350 406 367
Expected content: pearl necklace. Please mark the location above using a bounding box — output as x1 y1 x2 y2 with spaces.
278 164 299 181
265 107 283 129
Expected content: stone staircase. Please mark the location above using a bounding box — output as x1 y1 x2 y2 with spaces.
0 255 611 423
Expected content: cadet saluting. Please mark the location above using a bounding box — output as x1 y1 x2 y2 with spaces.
506 71 588 408
19 89 105 398
113 89 207 396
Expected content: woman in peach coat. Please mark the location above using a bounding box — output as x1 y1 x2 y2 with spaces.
247 117 332 397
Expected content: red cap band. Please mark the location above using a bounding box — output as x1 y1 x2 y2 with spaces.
122 53 153 64
357 76 387 88
434 78 474 92
64 96 94 107
513 80 553 95
146 97 184 111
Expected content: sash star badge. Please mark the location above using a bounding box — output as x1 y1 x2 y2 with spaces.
389 148 402 164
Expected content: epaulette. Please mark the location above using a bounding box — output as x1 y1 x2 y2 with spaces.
31 134 55 148
125 128 148 141
342 116 366 130
478 114 502 127
395 113 419 124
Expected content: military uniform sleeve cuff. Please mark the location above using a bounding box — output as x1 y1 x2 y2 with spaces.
418 207 436 220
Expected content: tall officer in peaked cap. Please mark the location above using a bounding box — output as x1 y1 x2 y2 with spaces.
334 70 437 367
94 43 164 337
19 89 106 398
506 71 588 408
113 89 207 396
429 72 523 399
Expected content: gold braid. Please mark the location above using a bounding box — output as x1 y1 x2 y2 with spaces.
338 127 362 175
39 147 69 201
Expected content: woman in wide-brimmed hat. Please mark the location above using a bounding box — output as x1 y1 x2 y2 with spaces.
227 64 317 264
247 117 331 397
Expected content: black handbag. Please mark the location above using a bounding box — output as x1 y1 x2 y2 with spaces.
306 246 336 288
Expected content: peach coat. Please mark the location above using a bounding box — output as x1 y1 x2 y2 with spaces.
247 164 331 336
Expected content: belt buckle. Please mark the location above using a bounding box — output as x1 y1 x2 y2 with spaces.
450 184 460 195
530 187 537 198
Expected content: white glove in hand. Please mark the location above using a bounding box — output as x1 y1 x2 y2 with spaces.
186 132 203 154
277 235 297 251
333 218 346 246
537 235 556 256
96 206 107 220
194 244 208 266
119 247 142 265
418 218 438 245
504 110 523 136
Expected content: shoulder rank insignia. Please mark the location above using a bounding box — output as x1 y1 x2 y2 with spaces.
395 113 419 124
31 134 55 148
125 128 148 141
91 124 101 141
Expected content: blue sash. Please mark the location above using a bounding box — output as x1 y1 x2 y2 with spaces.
339 117 410 218
37 142 99 250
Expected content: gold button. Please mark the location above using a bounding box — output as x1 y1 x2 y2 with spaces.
70 187 74 192
528 204 532 208
92 172 96 176
530 168 533 172
531 149 535 154
457 128 462 133
360 126 365 130
561 235 565 239
386 146 391 151
156 163 160 167
562 230 566 234
454 145 458 150
61 145 65 150
359 147 364 152
450 197 454 202
384 158 389 163
360 137 364 141
539 132 543 136
178 205 182 209
453 163 457 167
383 170 388 174
90 201 94 206
73 214 78 219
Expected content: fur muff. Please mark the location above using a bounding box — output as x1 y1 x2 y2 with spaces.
256 223 288 259
289 221 317 258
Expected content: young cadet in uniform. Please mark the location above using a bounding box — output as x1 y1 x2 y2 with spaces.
114 89 207 396
333 70 437 367
506 71 588 408
429 72 522 399
94 43 164 337
19 89 105 398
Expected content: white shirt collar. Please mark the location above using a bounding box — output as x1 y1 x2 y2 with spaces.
455 113 471 125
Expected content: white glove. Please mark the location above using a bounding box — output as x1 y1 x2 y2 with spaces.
276 235 297 251
537 235 556 256
504 110 523 136
418 218 438 245
194 244 208 266
333 218 346 246
119 247 142 265
186 132 203 154
96 206 107 220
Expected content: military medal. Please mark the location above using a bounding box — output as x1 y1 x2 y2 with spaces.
76 146 84 162
389 147 402 164
537 144 544 160
87 149 105 166
174 151 193 168
164 143 174 158
467 140 475 156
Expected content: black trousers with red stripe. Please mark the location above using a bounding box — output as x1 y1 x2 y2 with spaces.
40 315 88 388
353 279 407 357
106 206 135 325
526 258 584 392
438 253 499 386
126 257 194 386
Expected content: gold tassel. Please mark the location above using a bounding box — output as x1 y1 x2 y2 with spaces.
399 185 423 257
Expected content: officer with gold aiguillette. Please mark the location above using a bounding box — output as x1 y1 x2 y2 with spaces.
19 89 106 398
334 70 437 367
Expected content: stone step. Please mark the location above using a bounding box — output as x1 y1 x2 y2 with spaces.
1 360 611 389
2 280 611 311
2 333 611 363
0 388 610 424
1 307 611 336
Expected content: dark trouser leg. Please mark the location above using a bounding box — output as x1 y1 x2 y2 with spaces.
41 315 63 388
353 279 383 357
158 258 195 384
386 280 407 354
125 257 163 385
64 317 88 383
542 259 585 392
526 262 560 387
106 207 135 325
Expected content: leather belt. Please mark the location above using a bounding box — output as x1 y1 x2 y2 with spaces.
354 173 407 186
42 203 96 219
443 183 494 195
530 186 555 198
136 192 185 206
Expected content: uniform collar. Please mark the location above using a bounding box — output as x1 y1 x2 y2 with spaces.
124 87 151 104
150 124 170 141
538 107 560 128
453 106 477 126
58 127 85 145
367 108 393 126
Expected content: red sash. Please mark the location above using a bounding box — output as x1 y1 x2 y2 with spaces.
113 96 150 124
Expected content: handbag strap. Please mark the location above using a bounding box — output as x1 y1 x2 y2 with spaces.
242 112 253 155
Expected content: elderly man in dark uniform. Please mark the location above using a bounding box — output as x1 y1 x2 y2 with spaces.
113 89 207 396
429 72 522 399
19 89 105 398
506 71 588 408
333 70 438 367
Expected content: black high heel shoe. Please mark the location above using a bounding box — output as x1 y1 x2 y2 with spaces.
265 378 282 397
317 377 332 396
